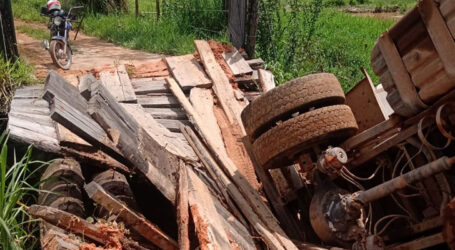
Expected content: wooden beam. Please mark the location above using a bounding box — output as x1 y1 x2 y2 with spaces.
85 182 178 250
227 0 246 49
194 40 246 134
258 69 276 92
166 54 212 91
167 77 296 249
222 49 253 76
176 161 190 250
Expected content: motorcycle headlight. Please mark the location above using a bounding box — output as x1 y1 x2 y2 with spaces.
53 16 63 26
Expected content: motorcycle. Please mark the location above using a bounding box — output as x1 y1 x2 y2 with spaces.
41 4 83 69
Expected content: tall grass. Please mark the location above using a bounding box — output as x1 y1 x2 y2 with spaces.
0 57 37 115
0 133 45 250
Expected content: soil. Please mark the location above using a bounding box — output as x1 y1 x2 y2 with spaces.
14 20 165 83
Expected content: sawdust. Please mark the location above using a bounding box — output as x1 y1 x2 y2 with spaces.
207 40 236 84
213 105 260 190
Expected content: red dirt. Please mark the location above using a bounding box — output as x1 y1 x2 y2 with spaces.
207 40 237 84
128 59 169 78
213 105 260 190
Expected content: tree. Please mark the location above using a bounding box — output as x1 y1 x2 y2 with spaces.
0 0 18 62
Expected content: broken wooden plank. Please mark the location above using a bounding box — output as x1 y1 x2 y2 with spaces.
168 77 296 249
99 67 136 103
180 125 285 250
187 167 233 249
246 58 264 70
85 181 178 250
44 71 88 113
89 85 181 202
132 78 171 94
177 161 190 250
166 54 212 91
13 84 45 99
8 125 60 153
222 48 253 76
137 95 181 108
156 119 191 133
78 73 97 101
145 107 187 120
121 104 197 161
194 40 246 133
258 69 276 92
50 97 125 163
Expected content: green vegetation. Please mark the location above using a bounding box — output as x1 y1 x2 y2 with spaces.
12 0 401 90
16 25 49 40
0 57 36 114
0 133 45 250
324 0 417 13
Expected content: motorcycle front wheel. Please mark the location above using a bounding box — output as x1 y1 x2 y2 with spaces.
49 40 72 70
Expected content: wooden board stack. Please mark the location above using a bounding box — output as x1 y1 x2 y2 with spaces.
5 40 309 250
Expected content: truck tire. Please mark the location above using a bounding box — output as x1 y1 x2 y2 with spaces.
242 73 345 140
253 105 358 169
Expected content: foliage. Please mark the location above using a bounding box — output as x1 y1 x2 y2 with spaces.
0 57 37 115
0 133 45 250
323 0 417 13
16 26 49 40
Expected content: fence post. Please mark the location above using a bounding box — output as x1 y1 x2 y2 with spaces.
135 0 139 17
0 0 18 62
156 0 160 20
228 0 246 49
245 0 259 58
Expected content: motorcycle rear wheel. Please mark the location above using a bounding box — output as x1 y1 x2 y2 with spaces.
49 40 72 70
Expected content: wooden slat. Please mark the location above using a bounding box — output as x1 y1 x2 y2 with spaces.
222 48 253 76
137 95 180 108
187 167 233 249
132 78 170 94
14 85 45 99
246 58 264 69
194 40 246 133
122 104 197 161
85 182 178 250
166 54 212 91
116 65 137 103
44 71 88 113
8 125 60 152
258 69 275 92
78 73 97 101
99 67 136 103
176 162 190 250
145 107 187 120
168 77 297 250
156 119 191 133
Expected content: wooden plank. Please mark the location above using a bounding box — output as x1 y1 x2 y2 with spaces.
13 84 45 99
187 167 233 249
222 49 253 76
246 58 264 70
258 69 275 92
89 85 183 202
168 77 296 250
8 115 57 137
28 205 145 248
99 68 136 103
116 65 137 103
176 162 190 250
50 97 125 164
137 95 180 108
11 98 51 108
78 73 97 101
132 78 170 94
180 125 286 250
121 104 197 161
8 125 60 153
156 119 190 133
85 181 178 250
44 71 88 113
194 40 246 134
8 111 54 127
166 54 212 91
189 88 225 151
145 107 187 120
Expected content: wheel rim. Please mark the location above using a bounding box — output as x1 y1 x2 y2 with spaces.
53 41 71 69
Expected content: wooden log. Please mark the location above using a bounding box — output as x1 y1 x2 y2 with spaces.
180 125 285 250
166 54 212 91
176 161 190 250
85 182 178 250
187 167 233 249
246 58 264 70
258 69 276 92
194 40 246 134
222 49 253 76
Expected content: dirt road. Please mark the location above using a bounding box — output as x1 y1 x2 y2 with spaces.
15 20 165 83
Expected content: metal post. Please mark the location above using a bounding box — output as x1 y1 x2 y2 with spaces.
0 0 18 61
356 156 455 205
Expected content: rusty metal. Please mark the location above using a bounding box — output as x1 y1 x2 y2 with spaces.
355 156 454 205
317 147 348 177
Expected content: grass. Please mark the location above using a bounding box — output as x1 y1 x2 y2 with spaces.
16 25 49 40
324 0 417 13
0 57 37 115
0 132 45 250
